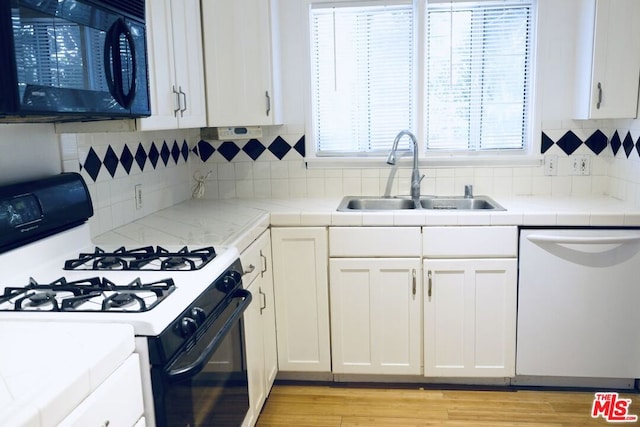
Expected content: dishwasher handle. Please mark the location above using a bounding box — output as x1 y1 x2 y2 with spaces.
526 234 640 245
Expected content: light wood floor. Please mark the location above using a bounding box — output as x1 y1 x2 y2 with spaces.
256 384 640 426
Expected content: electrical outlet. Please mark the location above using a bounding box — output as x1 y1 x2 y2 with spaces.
579 155 590 175
544 155 558 176
571 155 590 175
135 184 143 210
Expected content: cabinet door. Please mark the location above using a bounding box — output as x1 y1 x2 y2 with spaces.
271 227 330 372
244 278 266 427
258 233 278 390
330 258 422 375
241 230 277 427
140 0 178 130
423 259 517 377
170 0 207 128
140 0 206 130
575 0 640 119
201 0 280 126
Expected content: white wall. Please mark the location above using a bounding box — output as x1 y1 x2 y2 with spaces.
0 124 61 185
67 128 197 237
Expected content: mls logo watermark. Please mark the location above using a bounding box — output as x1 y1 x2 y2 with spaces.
591 392 638 423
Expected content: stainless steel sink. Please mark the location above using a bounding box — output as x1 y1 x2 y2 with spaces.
337 195 505 211
338 197 418 211
420 196 505 210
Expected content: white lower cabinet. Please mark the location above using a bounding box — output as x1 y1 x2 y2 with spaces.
423 258 517 377
422 226 518 378
271 227 331 372
241 230 277 427
329 258 422 375
58 354 143 426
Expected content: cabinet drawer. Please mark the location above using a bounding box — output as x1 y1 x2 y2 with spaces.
423 226 517 258
59 354 143 427
330 227 421 257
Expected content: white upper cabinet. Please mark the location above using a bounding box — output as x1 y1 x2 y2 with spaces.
139 0 207 130
201 0 281 127
574 0 640 119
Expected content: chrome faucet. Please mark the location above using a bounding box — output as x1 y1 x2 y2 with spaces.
386 130 424 200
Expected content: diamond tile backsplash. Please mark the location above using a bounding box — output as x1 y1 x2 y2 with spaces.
59 123 640 236
542 128 640 158
66 128 198 237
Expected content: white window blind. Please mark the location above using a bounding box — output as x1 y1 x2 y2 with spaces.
426 1 533 152
311 3 414 155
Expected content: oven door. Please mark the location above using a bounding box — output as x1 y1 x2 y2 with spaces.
152 289 252 427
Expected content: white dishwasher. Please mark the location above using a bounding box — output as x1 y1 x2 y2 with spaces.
517 228 640 380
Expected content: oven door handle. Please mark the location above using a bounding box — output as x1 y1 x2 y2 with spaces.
165 289 252 383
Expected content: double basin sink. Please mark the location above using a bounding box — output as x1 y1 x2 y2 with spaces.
337 195 506 211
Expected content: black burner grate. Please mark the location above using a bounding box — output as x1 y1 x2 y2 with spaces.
0 277 175 312
64 246 216 271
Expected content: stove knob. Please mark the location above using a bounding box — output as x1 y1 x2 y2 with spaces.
191 307 206 324
220 275 237 292
179 316 198 337
229 270 242 283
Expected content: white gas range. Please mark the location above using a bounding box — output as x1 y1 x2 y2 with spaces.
0 173 252 427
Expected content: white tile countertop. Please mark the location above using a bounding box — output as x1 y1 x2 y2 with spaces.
94 196 640 253
0 322 134 427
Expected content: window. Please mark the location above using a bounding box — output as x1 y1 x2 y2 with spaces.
310 2 414 155
309 0 535 159
426 1 533 152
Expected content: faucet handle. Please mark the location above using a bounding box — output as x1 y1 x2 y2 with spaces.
464 184 473 198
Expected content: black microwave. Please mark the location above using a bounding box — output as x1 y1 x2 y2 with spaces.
0 0 150 122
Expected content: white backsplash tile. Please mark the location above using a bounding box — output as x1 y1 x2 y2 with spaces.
71 128 197 237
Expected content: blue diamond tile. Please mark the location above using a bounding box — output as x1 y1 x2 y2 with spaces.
135 144 147 171
556 131 582 155
83 147 102 182
623 132 634 158
269 136 291 160
218 141 241 161
584 130 607 155
541 133 554 154
611 131 622 156
160 141 171 166
120 144 134 174
171 140 180 164
636 138 640 158
103 146 119 178
148 143 160 169
294 136 306 157
181 140 189 161
197 140 216 162
243 139 266 160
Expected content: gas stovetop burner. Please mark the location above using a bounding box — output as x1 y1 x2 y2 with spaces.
64 245 217 271
0 277 175 312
